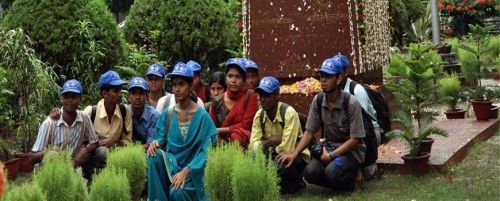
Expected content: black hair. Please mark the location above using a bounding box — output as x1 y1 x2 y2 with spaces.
100 84 122 91
208 71 227 90
170 75 194 85
225 65 246 81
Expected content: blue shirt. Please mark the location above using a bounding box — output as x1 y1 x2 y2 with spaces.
132 105 159 144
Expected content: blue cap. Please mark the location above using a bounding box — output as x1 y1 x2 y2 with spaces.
256 76 280 94
243 58 259 71
317 58 342 75
128 77 149 91
168 62 194 78
146 63 166 77
61 79 82 94
186 60 201 73
333 54 349 71
225 58 246 73
99 70 125 89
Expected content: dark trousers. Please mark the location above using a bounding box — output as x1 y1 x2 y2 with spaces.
81 146 108 182
302 155 359 191
275 155 307 194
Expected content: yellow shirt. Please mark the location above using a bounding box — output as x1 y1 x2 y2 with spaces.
84 99 132 146
250 102 310 160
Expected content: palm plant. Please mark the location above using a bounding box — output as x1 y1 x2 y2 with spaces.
385 43 448 157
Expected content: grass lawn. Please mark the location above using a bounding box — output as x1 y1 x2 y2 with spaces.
287 135 500 201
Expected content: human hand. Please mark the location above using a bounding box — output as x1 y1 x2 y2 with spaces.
99 140 109 147
49 108 61 120
276 153 296 168
147 141 159 156
73 149 88 166
320 147 332 164
263 136 282 149
172 167 190 190
143 143 150 152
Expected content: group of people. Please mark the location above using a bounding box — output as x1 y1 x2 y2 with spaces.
30 54 384 200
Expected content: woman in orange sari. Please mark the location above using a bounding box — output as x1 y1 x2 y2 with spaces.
209 58 259 147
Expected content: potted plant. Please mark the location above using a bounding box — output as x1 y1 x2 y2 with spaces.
457 25 497 120
385 43 448 175
0 139 20 180
438 74 466 119
0 29 60 172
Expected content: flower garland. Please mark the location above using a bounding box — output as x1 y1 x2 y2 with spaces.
356 0 367 49
241 0 250 57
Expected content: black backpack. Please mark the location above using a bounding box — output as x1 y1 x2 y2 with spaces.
259 102 307 136
348 80 391 143
316 92 378 167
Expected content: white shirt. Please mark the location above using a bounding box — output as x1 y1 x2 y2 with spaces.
156 94 204 113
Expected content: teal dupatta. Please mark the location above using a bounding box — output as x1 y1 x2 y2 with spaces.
148 107 218 201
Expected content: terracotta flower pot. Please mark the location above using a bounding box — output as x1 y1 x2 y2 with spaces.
3 158 20 180
400 152 430 175
444 109 466 119
490 105 499 119
471 100 493 121
15 152 34 172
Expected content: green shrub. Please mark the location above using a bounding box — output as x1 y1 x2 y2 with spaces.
33 152 88 201
231 150 279 201
90 167 130 201
204 143 244 201
439 74 461 110
204 143 279 201
107 143 146 200
123 0 239 72
2 183 47 201
1 0 125 84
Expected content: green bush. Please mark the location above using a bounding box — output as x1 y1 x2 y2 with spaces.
123 0 239 72
439 74 461 110
231 150 279 201
2 183 47 201
1 0 125 84
107 143 146 200
90 167 131 201
204 143 279 201
33 152 88 201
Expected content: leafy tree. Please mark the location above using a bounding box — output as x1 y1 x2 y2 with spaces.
123 0 239 72
1 0 125 79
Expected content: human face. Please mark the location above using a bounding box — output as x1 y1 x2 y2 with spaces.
103 87 122 105
172 77 192 102
128 88 148 110
210 82 225 99
226 68 245 93
147 75 165 93
60 93 81 113
246 69 259 89
319 73 341 93
259 92 279 113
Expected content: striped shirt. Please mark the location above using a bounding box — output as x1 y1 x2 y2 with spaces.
32 109 99 157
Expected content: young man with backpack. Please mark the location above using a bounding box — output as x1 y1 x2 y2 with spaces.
277 58 366 193
249 76 309 195
333 54 389 180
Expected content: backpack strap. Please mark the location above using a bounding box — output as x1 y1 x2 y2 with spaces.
91 105 97 123
316 92 324 139
349 80 358 95
119 103 127 135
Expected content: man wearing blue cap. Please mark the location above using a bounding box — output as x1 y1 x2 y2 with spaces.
186 60 209 102
82 70 133 148
146 63 170 108
249 76 309 195
277 58 366 193
128 77 159 150
334 54 383 181
243 58 260 90
31 79 101 181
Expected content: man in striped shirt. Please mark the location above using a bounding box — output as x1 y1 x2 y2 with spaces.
31 79 102 181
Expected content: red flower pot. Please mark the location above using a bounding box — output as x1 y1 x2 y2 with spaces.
3 158 20 180
444 109 466 119
15 152 34 172
472 100 493 121
401 152 431 175
490 105 499 119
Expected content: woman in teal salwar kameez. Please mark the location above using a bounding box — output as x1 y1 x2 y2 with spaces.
147 62 218 201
